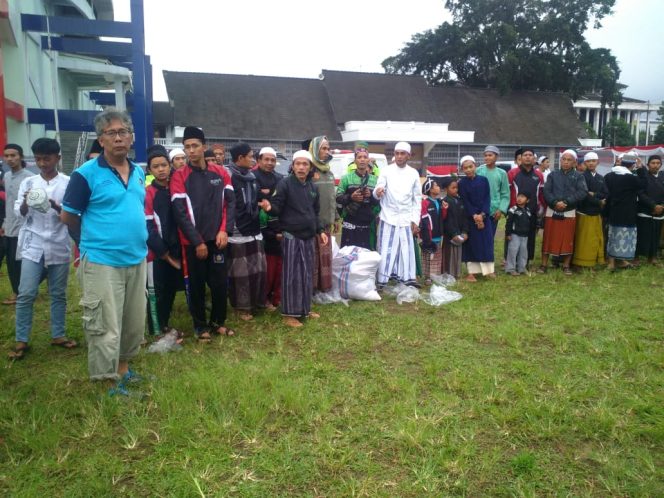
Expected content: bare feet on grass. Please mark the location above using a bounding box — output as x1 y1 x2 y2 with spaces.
283 317 303 328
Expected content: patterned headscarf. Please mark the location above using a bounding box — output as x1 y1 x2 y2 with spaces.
309 135 332 173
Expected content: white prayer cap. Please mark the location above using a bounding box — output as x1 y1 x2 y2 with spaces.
484 145 500 155
538 155 548 164
584 152 599 161
292 150 313 163
259 147 277 157
394 141 411 154
460 155 476 166
560 149 578 160
169 148 185 161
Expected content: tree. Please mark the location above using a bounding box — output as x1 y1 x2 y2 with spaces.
653 124 664 145
602 118 633 146
383 0 620 103
638 130 652 146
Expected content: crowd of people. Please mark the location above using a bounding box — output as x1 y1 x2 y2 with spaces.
2 108 662 396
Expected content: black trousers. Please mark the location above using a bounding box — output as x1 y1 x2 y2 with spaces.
147 258 184 333
0 235 5 272
185 242 227 332
5 236 21 294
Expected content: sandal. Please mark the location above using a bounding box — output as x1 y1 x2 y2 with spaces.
308 312 320 319
197 331 212 343
51 338 78 349
213 326 235 337
238 312 254 321
562 267 573 276
536 266 547 274
2 297 17 305
464 274 477 282
618 262 636 270
8 344 30 361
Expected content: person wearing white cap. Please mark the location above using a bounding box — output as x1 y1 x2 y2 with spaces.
458 155 495 281
572 151 608 269
169 148 186 170
255 147 283 310
373 141 422 288
263 150 328 327
537 155 551 182
538 149 588 275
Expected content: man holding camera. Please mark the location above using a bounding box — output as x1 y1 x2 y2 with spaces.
336 146 380 250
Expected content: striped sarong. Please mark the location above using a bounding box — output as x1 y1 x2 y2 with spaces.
228 239 267 311
376 221 417 285
281 236 315 318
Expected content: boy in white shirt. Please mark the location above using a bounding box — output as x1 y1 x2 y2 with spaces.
9 138 74 360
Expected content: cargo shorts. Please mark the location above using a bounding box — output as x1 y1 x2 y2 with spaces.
77 257 146 380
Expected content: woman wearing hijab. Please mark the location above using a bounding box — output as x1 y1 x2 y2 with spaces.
308 136 336 292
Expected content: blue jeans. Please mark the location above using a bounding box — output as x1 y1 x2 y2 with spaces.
505 234 529 273
15 257 69 343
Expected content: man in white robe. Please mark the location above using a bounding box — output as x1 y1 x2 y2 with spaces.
373 142 422 288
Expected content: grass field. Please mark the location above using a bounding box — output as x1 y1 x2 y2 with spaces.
1 242 663 496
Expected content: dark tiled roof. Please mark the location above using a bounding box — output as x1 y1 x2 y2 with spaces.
321 70 437 124
430 86 589 145
152 101 173 125
162 69 590 146
163 71 340 140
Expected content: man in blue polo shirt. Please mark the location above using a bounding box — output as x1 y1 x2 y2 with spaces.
61 109 147 394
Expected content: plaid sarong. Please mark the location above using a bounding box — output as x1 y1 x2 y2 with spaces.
313 231 333 292
228 239 267 311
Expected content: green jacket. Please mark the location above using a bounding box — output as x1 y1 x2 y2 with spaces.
477 164 510 214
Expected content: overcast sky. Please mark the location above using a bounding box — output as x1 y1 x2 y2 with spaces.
113 0 664 105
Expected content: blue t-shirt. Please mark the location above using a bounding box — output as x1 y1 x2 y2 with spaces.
63 154 147 267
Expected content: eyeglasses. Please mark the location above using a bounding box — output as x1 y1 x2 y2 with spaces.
101 129 131 138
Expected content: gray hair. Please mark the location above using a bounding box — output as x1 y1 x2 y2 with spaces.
94 108 134 135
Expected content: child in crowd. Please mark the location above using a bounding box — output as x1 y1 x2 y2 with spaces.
441 178 468 279
419 178 446 285
505 192 532 275
145 146 184 339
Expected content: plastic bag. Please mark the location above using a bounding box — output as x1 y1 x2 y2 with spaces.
431 273 456 287
421 284 462 306
384 279 462 307
395 284 420 304
312 289 349 306
147 330 183 353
